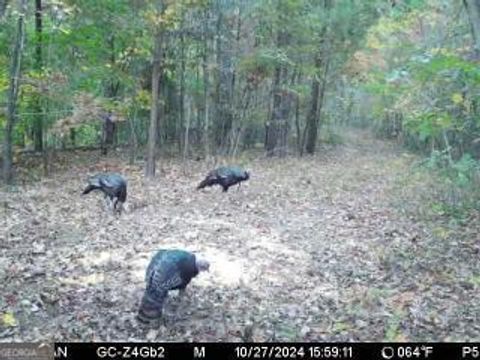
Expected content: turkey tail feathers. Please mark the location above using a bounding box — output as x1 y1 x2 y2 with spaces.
197 175 217 190
81 184 97 195
118 185 127 203
196 179 208 190
137 291 166 323
82 176 103 195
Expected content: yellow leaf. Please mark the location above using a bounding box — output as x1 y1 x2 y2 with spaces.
1 312 17 327
59 27 71 35
433 226 450 239
395 333 409 342
451 93 463 105
332 322 351 332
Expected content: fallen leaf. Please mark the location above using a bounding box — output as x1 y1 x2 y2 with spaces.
146 329 158 341
1 313 18 327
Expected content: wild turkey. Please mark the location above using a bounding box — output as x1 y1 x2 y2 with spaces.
137 249 210 323
81 173 127 214
197 166 250 192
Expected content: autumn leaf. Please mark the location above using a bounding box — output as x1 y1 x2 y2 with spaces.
451 93 463 105
332 322 351 332
1 312 18 327
395 333 409 342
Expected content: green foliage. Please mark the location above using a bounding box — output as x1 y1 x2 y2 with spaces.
404 112 453 141
352 0 480 220
425 152 479 187
362 0 480 155
384 309 405 341
416 151 480 218
238 48 290 78
320 127 344 145
75 124 100 146
412 53 480 86
390 0 427 18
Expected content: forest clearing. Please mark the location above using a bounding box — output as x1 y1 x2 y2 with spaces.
2 130 479 341
1 0 480 345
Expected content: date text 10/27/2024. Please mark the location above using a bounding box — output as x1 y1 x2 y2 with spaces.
234 346 353 359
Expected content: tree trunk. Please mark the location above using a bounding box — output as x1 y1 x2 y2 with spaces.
101 114 116 155
264 16 293 157
183 96 191 173
202 6 210 159
3 0 26 184
0 0 8 19
295 91 301 154
146 31 163 178
106 34 120 97
228 6 243 156
304 56 330 154
213 0 234 151
265 68 293 157
303 0 332 155
33 0 43 152
128 105 138 165
70 128 76 147
464 0 480 57
304 56 322 155
178 25 186 154
231 85 252 156
101 35 119 156
265 67 282 155
156 64 166 146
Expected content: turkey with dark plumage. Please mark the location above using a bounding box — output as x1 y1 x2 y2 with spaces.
82 173 127 214
137 249 209 323
197 166 250 192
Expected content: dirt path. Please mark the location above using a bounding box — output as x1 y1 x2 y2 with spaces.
1 130 478 341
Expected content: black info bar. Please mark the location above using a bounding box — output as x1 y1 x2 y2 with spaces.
0 343 479 360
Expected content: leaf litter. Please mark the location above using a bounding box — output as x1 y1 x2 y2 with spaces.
0 131 479 341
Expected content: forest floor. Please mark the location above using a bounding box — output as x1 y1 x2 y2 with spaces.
1 129 479 341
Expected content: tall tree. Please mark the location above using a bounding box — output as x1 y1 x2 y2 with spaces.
265 1 290 157
213 0 235 151
3 0 27 184
265 66 285 156
178 13 186 153
463 0 480 57
0 0 8 20
33 0 43 152
303 0 332 155
201 5 211 159
146 31 163 178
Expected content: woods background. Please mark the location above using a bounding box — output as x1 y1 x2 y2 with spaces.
0 0 479 185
